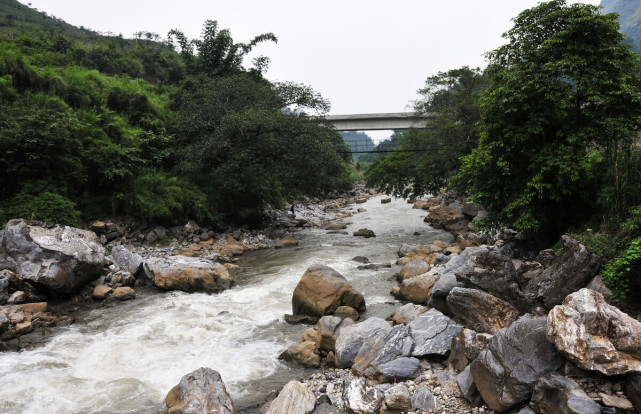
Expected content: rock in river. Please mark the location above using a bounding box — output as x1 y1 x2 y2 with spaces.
165 367 236 414
0 219 105 294
292 265 366 317
143 256 233 293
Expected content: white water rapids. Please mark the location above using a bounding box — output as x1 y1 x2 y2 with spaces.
0 196 452 413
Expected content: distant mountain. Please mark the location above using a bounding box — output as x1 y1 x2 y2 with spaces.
340 131 375 161
601 0 641 54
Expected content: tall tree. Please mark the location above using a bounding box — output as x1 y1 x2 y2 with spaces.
452 0 641 235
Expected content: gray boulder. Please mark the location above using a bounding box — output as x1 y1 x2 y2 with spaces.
265 381 315 414
530 372 601 414
470 315 564 412
0 271 9 305
353 228 376 238
446 287 520 334
411 386 438 411
0 219 105 294
110 245 144 276
165 367 236 414
409 308 463 357
342 378 384 414
529 236 600 309
352 324 414 379
384 384 411 411
627 374 641 413
376 357 420 382
317 316 353 352
335 317 391 368
144 256 233 293
546 288 641 376
397 243 415 258
456 365 482 406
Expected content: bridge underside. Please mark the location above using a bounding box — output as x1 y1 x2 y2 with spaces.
325 112 427 131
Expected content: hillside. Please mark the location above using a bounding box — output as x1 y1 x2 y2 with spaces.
601 0 641 54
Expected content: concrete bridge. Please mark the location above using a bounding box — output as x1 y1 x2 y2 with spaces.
325 112 428 131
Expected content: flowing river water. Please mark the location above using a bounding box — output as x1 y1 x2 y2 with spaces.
0 196 453 413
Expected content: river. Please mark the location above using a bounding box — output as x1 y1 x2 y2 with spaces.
0 196 452 413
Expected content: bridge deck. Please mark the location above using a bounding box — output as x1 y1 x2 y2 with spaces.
325 112 428 131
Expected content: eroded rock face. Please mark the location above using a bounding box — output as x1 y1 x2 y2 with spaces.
165 368 236 414
0 219 105 294
352 324 414 379
335 317 391 368
546 288 641 376
409 308 463 357
292 265 366 317
530 372 601 414
144 256 233 293
530 236 600 309
265 381 315 414
470 315 564 412
446 287 520 334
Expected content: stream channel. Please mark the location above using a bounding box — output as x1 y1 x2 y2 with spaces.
0 196 453 413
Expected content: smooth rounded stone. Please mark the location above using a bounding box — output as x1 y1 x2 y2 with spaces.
470 315 564 412
546 288 641 376
384 384 411 411
376 357 420 382
333 306 359 321
284 314 319 325
411 386 438 411
165 367 236 414
599 393 634 410
626 374 641 413
265 381 315 414
356 263 378 271
390 303 428 325
529 236 600 309
276 238 299 248
530 372 601 414
292 265 366 317
111 286 135 300
457 365 482 406
335 317 391 368
397 243 415 258
352 324 414 379
278 341 321 368
352 256 369 264
111 245 144 276
15 320 32 335
0 219 105 294
446 287 520 334
325 223 347 231
449 328 493 372
398 259 430 281
19 302 47 313
394 274 438 304
93 285 113 300
143 256 233 294
381 197 392 204
353 228 376 238
342 378 384 414
409 308 463 357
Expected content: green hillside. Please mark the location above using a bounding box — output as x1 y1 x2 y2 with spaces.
601 0 641 54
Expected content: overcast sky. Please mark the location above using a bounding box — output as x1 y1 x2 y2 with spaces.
18 0 601 141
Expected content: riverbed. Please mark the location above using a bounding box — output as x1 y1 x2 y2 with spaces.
0 196 452 413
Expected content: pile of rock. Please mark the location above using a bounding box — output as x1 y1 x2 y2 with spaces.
418 193 488 236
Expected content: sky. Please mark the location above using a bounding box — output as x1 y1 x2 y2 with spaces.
18 0 601 142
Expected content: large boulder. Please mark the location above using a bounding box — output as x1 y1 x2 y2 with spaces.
144 256 233 293
528 236 600 309
530 372 601 414
546 288 641 376
317 316 353 352
470 315 564 412
397 259 430 281
352 324 414 380
449 328 492 372
110 245 144 275
335 317 391 368
393 274 438 304
292 265 365 317
390 303 428 325
446 287 520 334
0 219 105 294
279 342 320 368
384 384 412 411
265 381 315 414
409 308 463 357
165 368 236 414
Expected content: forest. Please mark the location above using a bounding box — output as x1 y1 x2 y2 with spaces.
0 0 353 228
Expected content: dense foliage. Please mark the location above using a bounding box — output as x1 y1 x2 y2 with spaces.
366 67 487 198
0 1 352 227
451 0 641 236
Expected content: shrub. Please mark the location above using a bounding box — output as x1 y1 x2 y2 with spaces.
2 189 82 227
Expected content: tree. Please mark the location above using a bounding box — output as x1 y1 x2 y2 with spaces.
451 0 641 236
365 67 487 198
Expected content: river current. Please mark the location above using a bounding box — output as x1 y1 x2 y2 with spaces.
0 196 452 413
